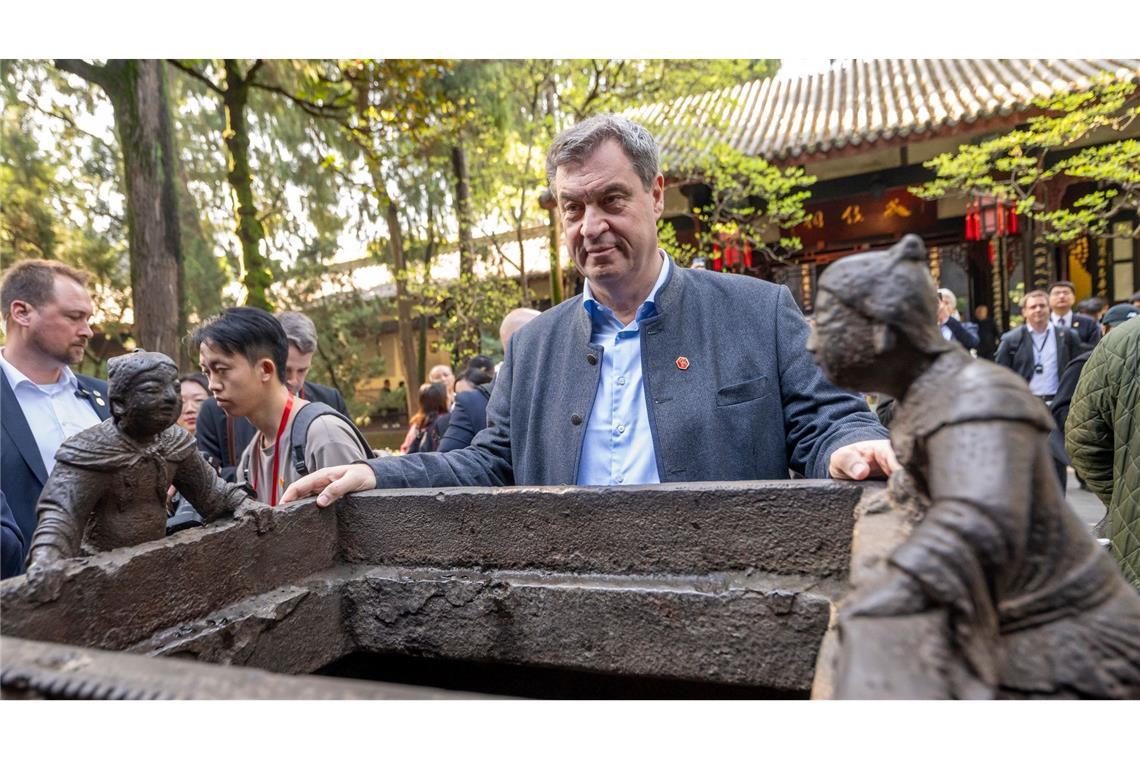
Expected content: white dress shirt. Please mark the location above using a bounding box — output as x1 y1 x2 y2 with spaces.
0 349 102 475
1052 311 1072 330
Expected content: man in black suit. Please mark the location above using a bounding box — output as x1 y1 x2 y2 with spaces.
1 260 111 549
1048 280 1100 350
972 304 999 360
195 310 349 481
995 289 1083 406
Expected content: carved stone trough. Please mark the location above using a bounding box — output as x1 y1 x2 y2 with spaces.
1 481 871 699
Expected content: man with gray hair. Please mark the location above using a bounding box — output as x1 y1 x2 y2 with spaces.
936 288 979 351
196 309 349 481
283 114 892 506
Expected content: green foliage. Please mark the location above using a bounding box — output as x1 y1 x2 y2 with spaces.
914 73 1140 243
276 247 386 422
414 270 521 365
5 58 799 400
1 60 133 371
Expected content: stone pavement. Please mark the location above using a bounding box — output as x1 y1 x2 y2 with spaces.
1065 467 1107 532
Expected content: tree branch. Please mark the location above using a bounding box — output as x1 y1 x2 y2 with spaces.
166 59 224 95
246 59 266 82
54 59 114 92
26 101 113 148
248 80 349 120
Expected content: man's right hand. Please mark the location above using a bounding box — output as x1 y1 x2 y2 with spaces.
280 463 377 507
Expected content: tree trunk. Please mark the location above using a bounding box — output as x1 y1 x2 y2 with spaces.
417 200 436 384
348 69 419 416
544 84 564 306
450 142 480 356
547 206 563 305
452 143 474 279
222 60 272 311
55 59 184 359
386 199 421 417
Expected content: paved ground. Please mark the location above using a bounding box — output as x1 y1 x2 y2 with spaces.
1065 467 1107 533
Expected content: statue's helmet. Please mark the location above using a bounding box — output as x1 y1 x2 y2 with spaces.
816 234 949 354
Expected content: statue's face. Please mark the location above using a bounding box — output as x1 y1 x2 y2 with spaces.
113 366 182 437
807 289 878 390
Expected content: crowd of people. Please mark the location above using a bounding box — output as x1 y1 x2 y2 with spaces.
2 114 1137 593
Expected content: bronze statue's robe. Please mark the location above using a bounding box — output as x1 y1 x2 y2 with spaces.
840 349 1140 698
29 420 250 560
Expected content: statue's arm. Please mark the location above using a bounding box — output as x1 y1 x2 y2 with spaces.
26 466 105 565
889 420 1034 614
172 450 253 522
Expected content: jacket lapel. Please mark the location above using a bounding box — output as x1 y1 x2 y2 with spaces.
77 376 111 421
1055 328 1071 379
1018 326 1036 380
0 369 49 485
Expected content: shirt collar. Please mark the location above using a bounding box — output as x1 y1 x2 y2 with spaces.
0 348 80 390
582 250 671 325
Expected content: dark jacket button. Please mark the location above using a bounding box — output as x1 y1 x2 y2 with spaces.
586 354 598 365
571 414 583 425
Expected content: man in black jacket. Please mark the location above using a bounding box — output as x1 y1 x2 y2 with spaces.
196 310 349 481
995 289 1083 406
937 288 979 352
1048 280 1100 350
972 304 999 360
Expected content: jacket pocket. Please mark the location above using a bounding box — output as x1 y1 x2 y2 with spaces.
716 375 770 407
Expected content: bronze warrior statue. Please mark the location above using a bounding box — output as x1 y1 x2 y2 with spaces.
25 351 254 596
809 234 1140 699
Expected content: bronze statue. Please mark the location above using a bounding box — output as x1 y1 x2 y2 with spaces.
25 351 255 598
809 234 1140 699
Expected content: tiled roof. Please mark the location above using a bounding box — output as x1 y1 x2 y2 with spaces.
630 59 1140 163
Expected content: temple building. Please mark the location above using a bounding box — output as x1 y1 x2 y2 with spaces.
636 59 1140 328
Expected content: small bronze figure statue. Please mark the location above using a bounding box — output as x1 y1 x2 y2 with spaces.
810 234 1140 699
25 351 255 598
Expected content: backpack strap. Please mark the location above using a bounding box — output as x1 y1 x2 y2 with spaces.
289 401 374 476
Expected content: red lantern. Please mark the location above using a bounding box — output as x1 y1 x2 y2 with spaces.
967 194 1018 240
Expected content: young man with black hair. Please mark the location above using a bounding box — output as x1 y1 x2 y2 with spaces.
192 308 371 506
196 310 349 481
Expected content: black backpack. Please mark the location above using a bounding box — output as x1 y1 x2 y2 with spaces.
289 402 374 476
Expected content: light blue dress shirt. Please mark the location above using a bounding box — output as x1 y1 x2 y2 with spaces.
576 252 671 486
0 349 102 476
1026 323 1059 396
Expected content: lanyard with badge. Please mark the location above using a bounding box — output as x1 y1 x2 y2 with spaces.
1031 330 1049 375
252 395 294 506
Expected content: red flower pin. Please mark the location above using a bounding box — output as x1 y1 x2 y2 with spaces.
675 356 690 370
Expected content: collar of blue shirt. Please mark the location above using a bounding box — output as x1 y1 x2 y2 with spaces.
0 348 81 393
581 250 672 328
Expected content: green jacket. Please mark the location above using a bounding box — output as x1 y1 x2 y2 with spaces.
1066 316 1140 588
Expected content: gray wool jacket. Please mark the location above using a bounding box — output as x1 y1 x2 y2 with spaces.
368 259 887 487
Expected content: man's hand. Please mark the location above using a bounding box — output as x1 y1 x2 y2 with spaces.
829 439 898 480
937 300 951 325
280 463 377 507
